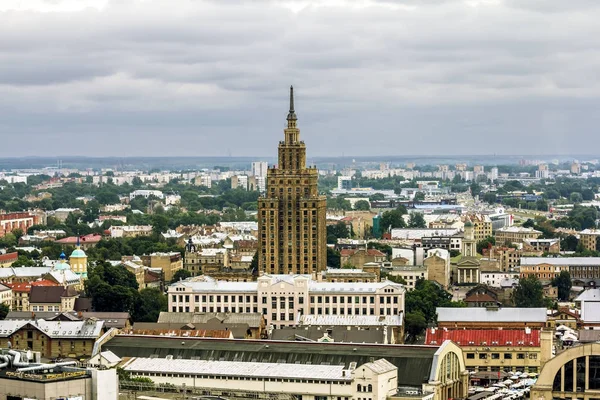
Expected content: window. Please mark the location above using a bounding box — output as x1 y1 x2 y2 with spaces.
529 353 537 359
479 353 487 359
491 353 500 359
466 353 475 359
517 353 525 359
504 353 512 359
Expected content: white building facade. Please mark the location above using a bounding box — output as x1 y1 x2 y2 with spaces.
168 275 405 328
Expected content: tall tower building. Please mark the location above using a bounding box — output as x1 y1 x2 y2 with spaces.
257 86 327 276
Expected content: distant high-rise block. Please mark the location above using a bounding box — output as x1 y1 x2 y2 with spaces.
257 87 327 276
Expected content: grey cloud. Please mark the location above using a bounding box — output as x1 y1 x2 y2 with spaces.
0 0 598 157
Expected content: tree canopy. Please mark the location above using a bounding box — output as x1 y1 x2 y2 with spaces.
512 275 549 307
551 271 572 302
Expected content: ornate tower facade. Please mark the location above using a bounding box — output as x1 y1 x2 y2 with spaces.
258 87 327 276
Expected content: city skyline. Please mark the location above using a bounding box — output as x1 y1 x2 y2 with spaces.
1 0 599 157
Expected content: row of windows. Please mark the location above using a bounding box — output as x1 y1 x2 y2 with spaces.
466 352 536 360
132 371 351 385
172 295 400 306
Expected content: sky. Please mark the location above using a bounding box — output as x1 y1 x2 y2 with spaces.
1 0 599 158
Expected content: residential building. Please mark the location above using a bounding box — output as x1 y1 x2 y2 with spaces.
129 189 164 200
257 87 327 276
142 252 183 282
194 174 212 188
436 307 547 329
6 279 58 312
519 260 568 281
486 246 521 271
105 335 469 400
546 308 580 330
462 214 493 241
424 251 451 288
5 311 132 331
340 248 386 268
523 238 560 254
0 283 12 310
231 174 249 190
579 229 600 252
251 161 268 178
184 247 229 276
425 328 553 374
479 271 520 288
109 225 153 238
0 212 38 237
338 175 352 190
521 257 600 284
495 226 542 245
0 252 18 267
28 285 80 312
52 207 81 222
0 318 103 358
55 233 102 250
575 288 600 329
156 311 266 339
386 265 428 290
167 274 405 328
322 267 379 283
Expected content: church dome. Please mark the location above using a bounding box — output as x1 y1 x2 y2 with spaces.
70 248 87 258
53 259 71 271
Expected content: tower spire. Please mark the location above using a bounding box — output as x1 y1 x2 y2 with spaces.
287 85 297 122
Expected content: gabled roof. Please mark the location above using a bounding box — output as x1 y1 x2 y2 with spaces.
575 288 600 302
0 319 104 338
29 285 78 304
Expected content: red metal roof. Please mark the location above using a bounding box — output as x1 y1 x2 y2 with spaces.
31 279 59 287
0 252 18 263
55 234 102 244
6 282 32 293
425 328 541 347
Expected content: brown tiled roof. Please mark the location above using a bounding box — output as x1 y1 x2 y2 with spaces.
0 252 18 263
29 285 78 303
464 293 498 303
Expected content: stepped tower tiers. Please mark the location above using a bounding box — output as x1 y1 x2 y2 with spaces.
257 86 327 276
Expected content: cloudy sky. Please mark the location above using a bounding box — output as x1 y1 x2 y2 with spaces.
1 0 599 158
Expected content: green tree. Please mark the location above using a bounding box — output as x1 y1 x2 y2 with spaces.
570 192 583 203
0 303 9 320
0 233 17 248
404 311 427 343
369 193 385 201
327 247 341 268
353 200 371 211
413 192 425 201
551 271 572 301
327 222 350 244
171 269 192 283
476 236 496 254
561 235 578 251
513 275 546 307
380 207 407 231
133 288 168 322
405 279 465 325
408 212 426 228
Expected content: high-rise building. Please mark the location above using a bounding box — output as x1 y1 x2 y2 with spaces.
251 161 268 178
257 87 327 276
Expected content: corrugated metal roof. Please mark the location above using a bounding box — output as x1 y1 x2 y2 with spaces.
425 328 540 347
124 357 352 380
436 307 547 323
105 335 438 387
575 288 600 302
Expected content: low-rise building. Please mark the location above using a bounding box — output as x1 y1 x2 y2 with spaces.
495 226 542 245
143 252 183 282
0 283 12 310
322 266 379 283
129 189 164 200
0 212 39 237
156 311 265 339
386 265 428 291
579 228 600 251
340 248 387 268
523 238 560 254
109 225 153 238
0 252 18 268
0 318 104 358
55 233 102 250
479 271 520 288
425 328 553 374
575 287 600 329
424 250 450 288
28 285 80 312
122 356 398 400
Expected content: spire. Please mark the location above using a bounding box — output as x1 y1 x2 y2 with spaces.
287 85 297 122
